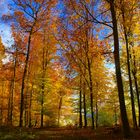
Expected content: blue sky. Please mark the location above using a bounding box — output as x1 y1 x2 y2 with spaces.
0 0 13 47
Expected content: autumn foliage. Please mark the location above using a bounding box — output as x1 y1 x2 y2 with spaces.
0 0 140 139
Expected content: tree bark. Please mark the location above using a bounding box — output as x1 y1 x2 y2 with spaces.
28 83 34 127
79 76 82 128
109 0 131 137
58 96 63 126
121 7 137 129
19 32 32 127
87 58 94 129
83 81 87 128
40 82 44 128
95 99 98 128
131 48 140 127
133 73 140 127
124 33 137 129
8 50 17 125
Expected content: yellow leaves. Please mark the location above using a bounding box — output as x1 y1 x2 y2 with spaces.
85 0 90 3
0 37 5 64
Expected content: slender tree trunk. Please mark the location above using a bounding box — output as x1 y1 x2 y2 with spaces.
28 83 33 127
95 99 98 128
24 68 30 127
24 91 29 127
114 106 117 125
133 73 140 127
0 81 4 125
9 51 17 125
87 58 94 129
83 82 87 128
121 8 137 129
131 48 140 127
109 0 131 137
95 83 98 128
40 30 48 128
40 82 44 128
79 76 82 128
8 81 12 125
124 33 137 129
85 25 94 129
0 109 2 125
40 45 46 128
9 61 16 125
58 96 62 126
19 32 32 127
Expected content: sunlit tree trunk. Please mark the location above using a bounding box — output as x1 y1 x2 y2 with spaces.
83 81 87 128
40 58 45 128
19 31 32 127
79 75 83 128
85 32 94 128
28 83 34 128
40 81 44 128
40 31 48 127
58 95 63 127
0 81 5 125
95 98 98 128
7 48 17 125
24 69 30 127
8 81 13 125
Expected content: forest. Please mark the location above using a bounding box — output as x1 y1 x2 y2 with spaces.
0 0 140 139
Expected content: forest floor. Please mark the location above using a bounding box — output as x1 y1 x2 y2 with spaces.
0 126 140 140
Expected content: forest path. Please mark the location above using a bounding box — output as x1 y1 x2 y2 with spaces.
35 127 125 140
0 127 140 140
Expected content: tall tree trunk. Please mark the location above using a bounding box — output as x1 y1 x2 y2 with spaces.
79 76 82 128
40 44 46 128
9 54 17 125
40 80 44 128
58 96 63 127
85 24 94 129
131 48 140 127
121 7 137 129
8 81 12 125
40 30 48 128
0 109 2 125
19 32 32 127
24 68 30 127
87 58 94 129
124 33 137 129
133 73 140 127
0 81 4 125
24 91 29 127
95 83 98 128
83 81 87 128
28 83 33 127
95 99 98 128
109 0 131 137
114 105 117 125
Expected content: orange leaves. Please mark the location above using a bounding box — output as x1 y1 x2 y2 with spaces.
85 0 90 3
0 37 5 61
14 11 23 17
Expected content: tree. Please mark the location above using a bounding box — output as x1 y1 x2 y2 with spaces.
68 0 131 137
108 0 131 136
118 0 138 129
9 0 56 127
